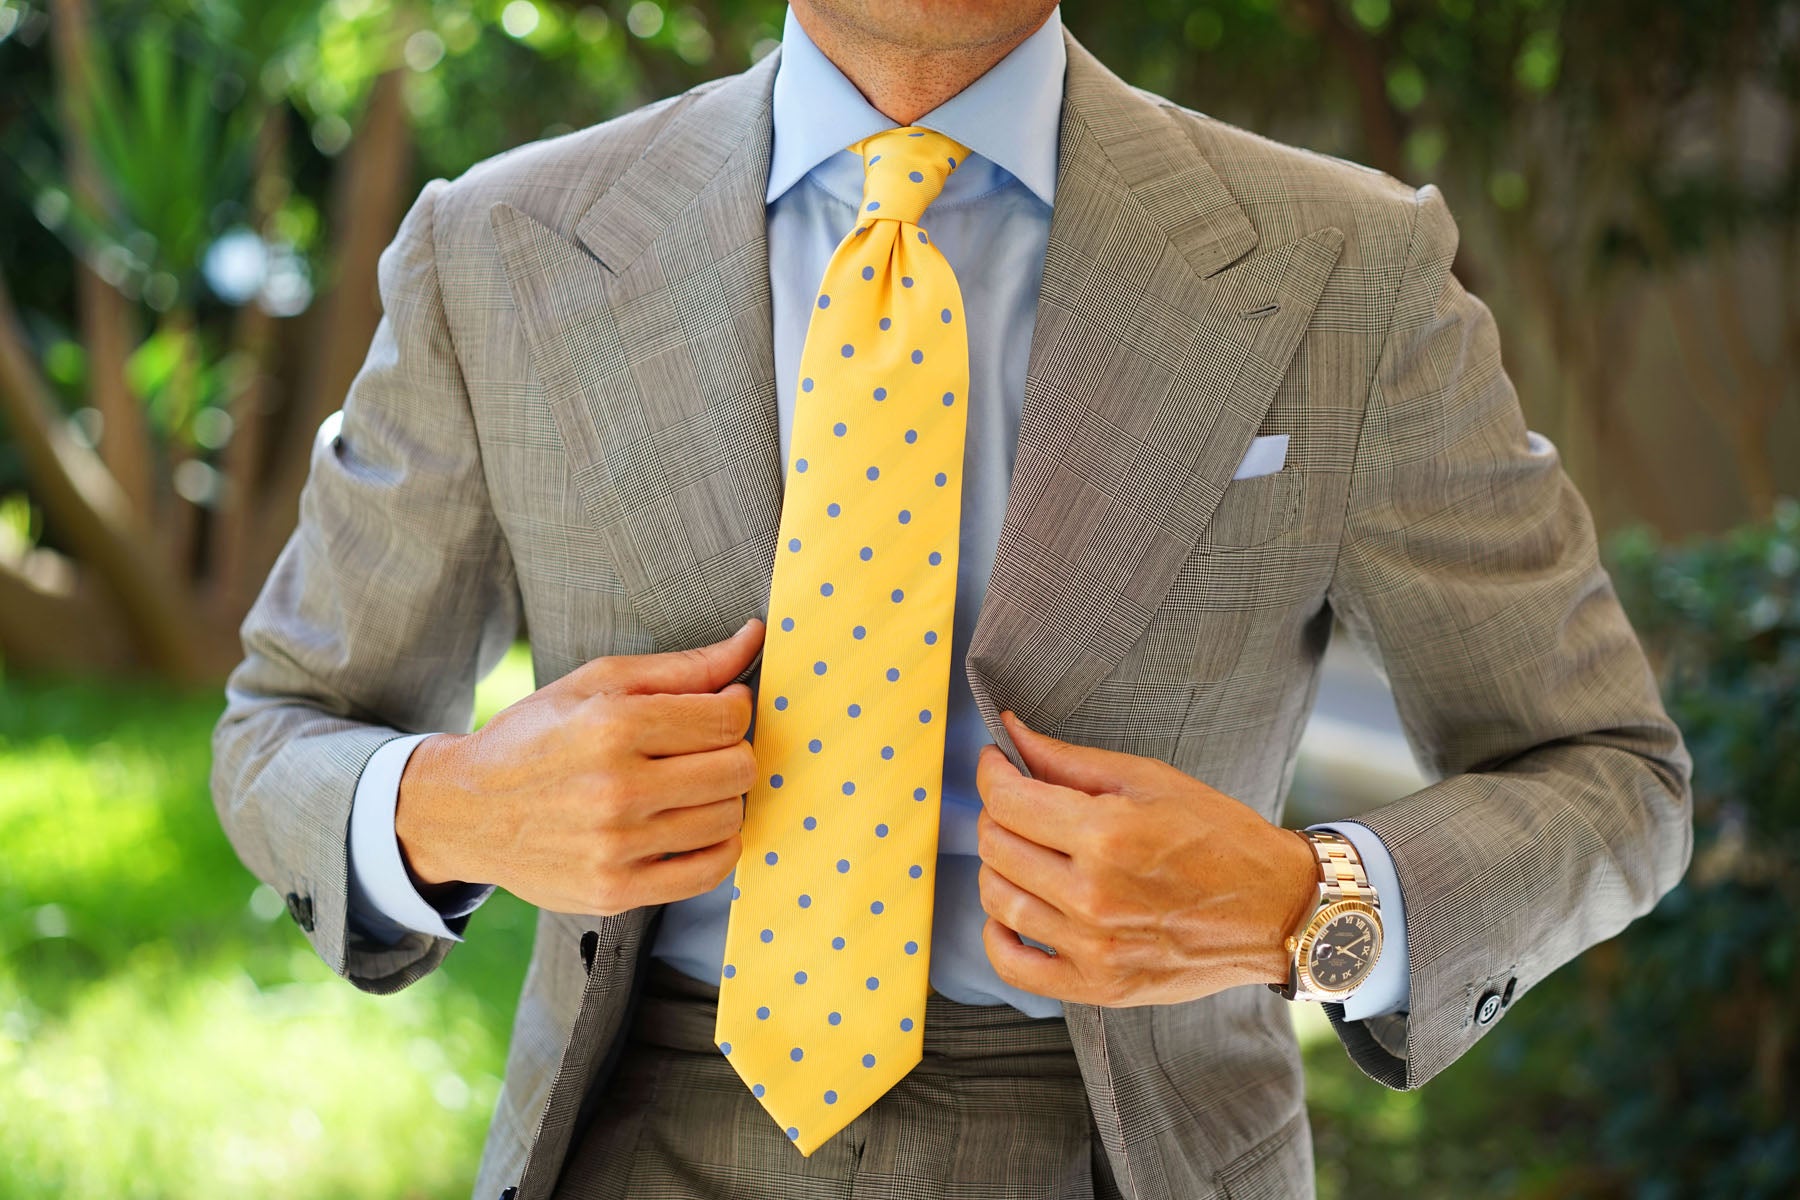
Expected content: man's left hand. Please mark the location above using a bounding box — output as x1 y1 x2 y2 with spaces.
974 709 1322 1006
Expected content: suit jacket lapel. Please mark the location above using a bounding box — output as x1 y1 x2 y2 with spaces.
968 35 1345 775
488 50 785 676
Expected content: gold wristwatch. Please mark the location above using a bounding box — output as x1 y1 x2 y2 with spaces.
1269 828 1383 1002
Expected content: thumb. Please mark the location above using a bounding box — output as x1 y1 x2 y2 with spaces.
1002 709 1145 797
584 616 765 696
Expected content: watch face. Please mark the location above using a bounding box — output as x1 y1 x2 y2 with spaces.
1306 909 1380 992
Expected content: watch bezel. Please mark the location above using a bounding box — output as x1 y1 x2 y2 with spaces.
1295 898 1383 996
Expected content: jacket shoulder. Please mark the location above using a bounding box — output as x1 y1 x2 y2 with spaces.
1146 90 1432 265
428 74 734 244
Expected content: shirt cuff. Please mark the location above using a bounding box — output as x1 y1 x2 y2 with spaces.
348 732 496 944
1305 820 1410 1019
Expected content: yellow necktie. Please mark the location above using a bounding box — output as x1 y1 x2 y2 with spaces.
716 126 972 1155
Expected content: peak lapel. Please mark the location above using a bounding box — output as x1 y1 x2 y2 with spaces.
967 34 1345 774
488 51 783 672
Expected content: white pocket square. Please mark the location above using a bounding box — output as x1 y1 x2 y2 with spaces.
1232 433 1289 480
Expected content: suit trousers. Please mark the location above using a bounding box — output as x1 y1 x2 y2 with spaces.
549 959 1125 1199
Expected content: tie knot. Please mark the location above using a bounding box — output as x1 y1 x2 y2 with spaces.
849 126 970 227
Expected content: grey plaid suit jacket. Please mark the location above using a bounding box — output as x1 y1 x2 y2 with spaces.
211 29 1693 1200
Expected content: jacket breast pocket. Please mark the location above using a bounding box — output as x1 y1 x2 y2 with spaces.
1196 467 1303 551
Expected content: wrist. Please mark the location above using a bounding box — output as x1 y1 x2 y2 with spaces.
395 731 472 890
1271 827 1321 982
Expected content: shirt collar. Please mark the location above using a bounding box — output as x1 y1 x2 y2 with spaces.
766 5 1064 206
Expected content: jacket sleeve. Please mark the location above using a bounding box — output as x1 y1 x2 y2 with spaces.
209 176 521 994
1317 182 1694 1088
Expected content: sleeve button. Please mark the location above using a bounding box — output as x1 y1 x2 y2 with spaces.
1475 990 1502 1025
285 892 315 933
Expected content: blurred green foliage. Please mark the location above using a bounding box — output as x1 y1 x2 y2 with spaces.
0 645 538 1197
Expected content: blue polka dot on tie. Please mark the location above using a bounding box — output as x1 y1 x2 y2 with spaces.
905 941 919 955
824 1090 838 1104
797 458 808 472
918 231 927 243
860 546 873 561
788 537 801 552
853 624 866 639
914 787 927 801
753 1083 765 1097
771 774 784 788
818 295 830 309
929 551 942 565
909 170 924 182
871 900 884 914
943 391 955 405
798 894 811 908
867 201 880 211
920 709 932 723
941 309 952 323
880 317 891 330
757 1006 770 1020
909 864 923 878
781 617 795 631
862 265 875 280
875 822 889 836
774 695 788 710
837 859 851 873
848 703 861 717
834 422 848 437
901 1017 915 1031
795 970 808 984
760 929 774 943
787 1126 800 1141
867 466 880 480
791 1047 805 1062
891 588 904 603
898 509 911 524
765 851 779 865
827 502 840 517
721 1041 733 1053
905 430 917 444
863 1052 877 1067
880 746 893 760
803 816 817 830
935 472 948 486
870 154 882 164
902 276 914 288
924 630 938 644
842 344 855 358
802 377 814 392
821 583 833 597
866 978 880 991
874 387 887 400
842 781 855 795
886 668 900 681
809 738 822 753
832 936 846 950
948 156 957 167
725 963 737 977
829 1011 842 1024
814 658 828 672
911 349 924 364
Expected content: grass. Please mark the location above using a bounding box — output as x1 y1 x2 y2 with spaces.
0 647 539 1199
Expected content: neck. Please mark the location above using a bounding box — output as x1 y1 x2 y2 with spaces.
789 1 1053 126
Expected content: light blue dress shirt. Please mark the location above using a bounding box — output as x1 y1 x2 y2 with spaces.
345 4 1410 1022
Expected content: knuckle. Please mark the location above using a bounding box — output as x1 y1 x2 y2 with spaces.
731 741 759 793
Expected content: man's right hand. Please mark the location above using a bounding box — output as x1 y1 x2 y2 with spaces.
395 617 766 917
